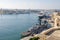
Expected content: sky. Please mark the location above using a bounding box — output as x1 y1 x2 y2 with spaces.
0 0 60 9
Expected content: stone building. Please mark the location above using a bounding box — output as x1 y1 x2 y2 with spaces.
52 12 60 27
38 12 60 40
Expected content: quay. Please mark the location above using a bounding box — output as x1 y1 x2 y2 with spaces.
21 13 51 38
21 12 60 40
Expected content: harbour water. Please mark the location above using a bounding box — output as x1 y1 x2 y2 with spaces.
0 14 39 40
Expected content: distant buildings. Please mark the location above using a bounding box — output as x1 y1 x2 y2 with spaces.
0 9 41 14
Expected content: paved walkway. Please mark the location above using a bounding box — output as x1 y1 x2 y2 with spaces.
21 36 33 40
47 30 60 40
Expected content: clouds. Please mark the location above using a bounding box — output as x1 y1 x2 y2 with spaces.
0 0 60 9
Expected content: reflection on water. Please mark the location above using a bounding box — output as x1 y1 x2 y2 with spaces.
0 14 38 40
